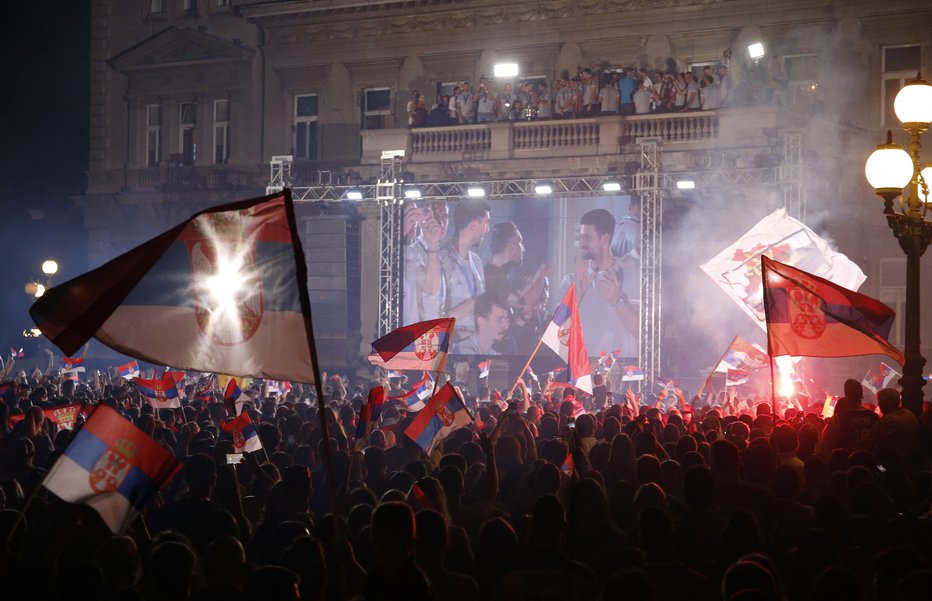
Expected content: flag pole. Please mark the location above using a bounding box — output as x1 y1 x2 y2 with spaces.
282 189 339 512
507 337 544 399
697 334 739 398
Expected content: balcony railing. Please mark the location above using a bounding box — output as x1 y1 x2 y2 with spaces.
364 110 720 164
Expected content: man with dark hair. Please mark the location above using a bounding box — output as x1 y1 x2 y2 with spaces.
854 387 921 468
366 501 431 601
403 201 447 324
818 379 878 456
452 293 509 355
560 208 638 360
440 200 490 340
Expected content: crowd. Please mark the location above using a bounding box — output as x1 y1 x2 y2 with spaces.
407 65 733 127
1 356 932 601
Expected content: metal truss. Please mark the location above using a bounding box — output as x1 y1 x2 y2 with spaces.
635 137 662 393
780 130 806 221
377 152 405 337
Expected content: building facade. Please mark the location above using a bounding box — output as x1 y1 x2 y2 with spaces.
82 0 931 385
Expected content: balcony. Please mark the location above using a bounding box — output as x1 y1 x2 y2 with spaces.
361 110 721 164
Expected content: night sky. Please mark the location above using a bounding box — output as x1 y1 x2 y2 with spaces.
0 2 91 360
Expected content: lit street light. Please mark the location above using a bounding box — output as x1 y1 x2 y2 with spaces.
864 72 932 418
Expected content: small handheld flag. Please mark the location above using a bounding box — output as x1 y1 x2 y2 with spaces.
42 405 182 533
135 374 182 409
477 359 491 380
621 365 645 382
539 284 592 394
355 386 386 450
368 318 455 372
117 361 140 380
221 411 263 453
404 383 473 454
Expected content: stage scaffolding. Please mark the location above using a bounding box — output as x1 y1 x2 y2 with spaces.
272 156 779 390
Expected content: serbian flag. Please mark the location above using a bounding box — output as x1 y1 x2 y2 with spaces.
221 411 263 454
42 405 182 533
879 362 901 387
63 357 86 377
561 452 575 477
29 191 320 384
861 369 883 394
355 386 385 450
386 370 404 379
390 373 433 412
762 256 904 364
726 369 749 387
716 336 769 372
8 403 90 431
368 318 454 372
477 360 491 379
135 374 182 409
656 376 679 391
540 284 592 394
223 378 250 415
117 361 140 380
404 383 474 454
621 365 645 381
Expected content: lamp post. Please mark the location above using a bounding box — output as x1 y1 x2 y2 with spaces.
864 72 932 418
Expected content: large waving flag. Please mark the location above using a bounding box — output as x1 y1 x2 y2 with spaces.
716 336 769 372
221 411 263 454
135 374 182 409
355 386 386 450
367 318 455 372
29 191 319 383
42 405 181 533
539 284 592 394
8 403 90 431
404 383 473 454
701 208 866 331
762 256 904 364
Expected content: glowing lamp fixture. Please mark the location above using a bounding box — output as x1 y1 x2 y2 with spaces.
404 188 422 199
41 260 59 276
602 181 622 192
467 186 486 197
346 190 364 201
676 179 696 190
747 42 765 60
534 182 553 195
493 63 519 78
33 284 46 298
865 131 913 199
893 74 932 129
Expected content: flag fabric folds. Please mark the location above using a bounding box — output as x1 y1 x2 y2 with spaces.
135 375 182 409
8 403 89 431
117 361 140 380
621 365 645 382
29 191 319 384
223 378 250 415
716 336 769 372
221 411 263 454
355 386 386 450
540 284 593 394
62 357 86 380
726 369 750 387
477 360 491 379
701 208 866 331
861 369 882 394
862 362 902 393
404 383 474 454
42 405 181 533
762 256 904 365
389 373 433 412
367 318 455 372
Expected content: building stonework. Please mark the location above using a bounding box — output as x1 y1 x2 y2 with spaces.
80 0 931 367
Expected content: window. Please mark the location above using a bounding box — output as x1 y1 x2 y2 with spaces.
879 258 906 347
882 45 921 126
294 94 319 160
362 87 392 130
148 0 164 14
784 54 819 110
146 104 162 167
213 100 230 164
436 81 459 101
182 0 196 14
179 102 197 166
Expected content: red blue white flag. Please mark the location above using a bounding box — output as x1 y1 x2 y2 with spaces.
477 359 491 379
368 318 455 372
29 191 320 384
878 362 901 388
716 336 769 372
621 365 645 382
10 347 24 358
223 378 250 415
390 372 434 412
561 452 575 477
539 284 592 394
117 361 140 380
42 405 182 533
355 386 385 450
762 256 904 365
135 374 182 409
404 383 473 454
861 369 882 394
221 411 263 454
726 369 749 387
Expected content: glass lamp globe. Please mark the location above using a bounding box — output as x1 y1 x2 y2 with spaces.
41 260 59 275
894 75 932 127
865 136 913 192
920 165 932 203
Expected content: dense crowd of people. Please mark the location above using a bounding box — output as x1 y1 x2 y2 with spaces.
407 65 734 127
1 359 932 601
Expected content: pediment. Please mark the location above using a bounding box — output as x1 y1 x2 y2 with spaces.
110 27 254 72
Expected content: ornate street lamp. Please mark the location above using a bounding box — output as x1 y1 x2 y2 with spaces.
864 73 932 417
